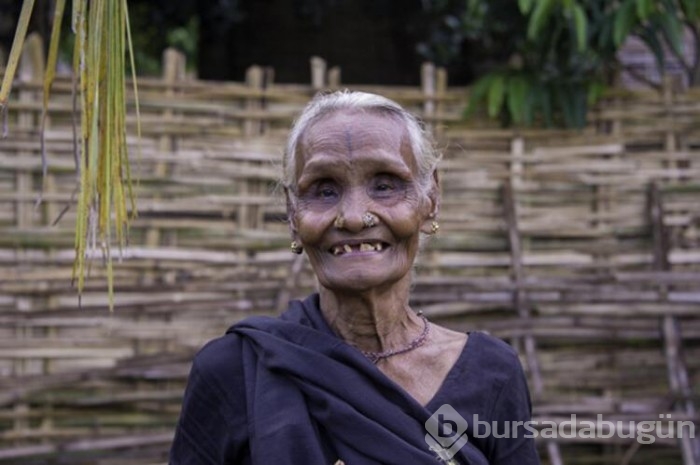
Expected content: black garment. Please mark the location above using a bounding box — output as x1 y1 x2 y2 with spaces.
170 294 540 464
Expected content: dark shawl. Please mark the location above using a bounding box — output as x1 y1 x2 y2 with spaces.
171 293 541 464
228 293 489 464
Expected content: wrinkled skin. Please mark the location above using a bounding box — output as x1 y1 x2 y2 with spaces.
289 110 436 293
286 109 466 406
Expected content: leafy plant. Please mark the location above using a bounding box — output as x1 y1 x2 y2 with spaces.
423 0 700 127
0 0 140 310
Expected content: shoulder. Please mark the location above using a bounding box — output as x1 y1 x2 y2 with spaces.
194 331 243 369
187 330 249 395
466 331 523 379
191 310 304 380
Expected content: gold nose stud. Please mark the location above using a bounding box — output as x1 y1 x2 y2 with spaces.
362 212 378 228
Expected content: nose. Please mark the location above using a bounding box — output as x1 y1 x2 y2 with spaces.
336 187 369 232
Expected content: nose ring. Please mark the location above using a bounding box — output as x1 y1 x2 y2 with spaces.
362 212 378 228
334 215 345 228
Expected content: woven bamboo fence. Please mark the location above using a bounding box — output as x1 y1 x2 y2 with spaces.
0 39 699 464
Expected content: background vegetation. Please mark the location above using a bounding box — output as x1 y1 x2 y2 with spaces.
4 0 698 128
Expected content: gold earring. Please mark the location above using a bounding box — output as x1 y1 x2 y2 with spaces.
430 221 440 234
291 241 303 254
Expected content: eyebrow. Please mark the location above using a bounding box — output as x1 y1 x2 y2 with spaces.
298 151 414 184
296 156 348 188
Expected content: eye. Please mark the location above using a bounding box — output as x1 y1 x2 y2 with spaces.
370 174 404 198
376 181 394 192
314 180 339 199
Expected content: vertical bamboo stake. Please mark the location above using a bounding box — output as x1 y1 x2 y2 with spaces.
502 180 563 465
14 36 41 340
510 136 524 188
310 56 326 91
147 48 183 241
510 136 530 262
592 145 615 274
649 183 699 465
11 34 41 434
421 62 435 135
141 49 183 294
261 66 274 134
610 72 623 137
662 76 679 183
434 67 447 138
238 65 265 231
160 49 183 354
258 66 275 227
244 65 263 137
39 21 56 422
16 34 43 230
328 66 341 88
592 74 622 257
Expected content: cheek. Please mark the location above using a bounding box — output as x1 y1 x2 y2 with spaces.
295 209 333 244
387 196 430 238
392 216 422 239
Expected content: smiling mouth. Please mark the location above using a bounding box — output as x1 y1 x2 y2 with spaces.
330 242 387 256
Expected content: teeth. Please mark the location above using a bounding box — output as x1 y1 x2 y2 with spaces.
332 243 385 255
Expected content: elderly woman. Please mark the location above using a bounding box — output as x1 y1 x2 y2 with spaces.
170 91 540 464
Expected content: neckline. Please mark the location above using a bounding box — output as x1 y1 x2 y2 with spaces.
303 293 477 409
423 331 474 409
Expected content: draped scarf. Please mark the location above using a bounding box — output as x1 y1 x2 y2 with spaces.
228 294 489 465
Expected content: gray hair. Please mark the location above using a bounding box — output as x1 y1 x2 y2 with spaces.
283 90 441 198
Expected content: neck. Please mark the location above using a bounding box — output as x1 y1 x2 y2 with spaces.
318 279 424 353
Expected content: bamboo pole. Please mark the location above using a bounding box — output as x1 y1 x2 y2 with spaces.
421 62 435 135
139 49 183 299
649 182 699 465
12 33 44 447
328 66 341 88
310 56 326 91
502 179 563 465
434 66 447 138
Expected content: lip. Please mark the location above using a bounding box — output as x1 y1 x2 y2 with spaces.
328 239 390 256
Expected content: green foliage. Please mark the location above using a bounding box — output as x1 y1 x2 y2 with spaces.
526 0 556 42
462 0 604 128
424 0 700 127
167 16 199 67
115 1 202 76
613 0 637 47
572 5 587 52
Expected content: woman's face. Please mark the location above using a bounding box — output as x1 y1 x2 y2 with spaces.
290 110 436 293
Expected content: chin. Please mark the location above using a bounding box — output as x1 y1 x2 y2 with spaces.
316 268 408 294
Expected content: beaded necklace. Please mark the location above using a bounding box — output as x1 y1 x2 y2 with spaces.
361 314 430 364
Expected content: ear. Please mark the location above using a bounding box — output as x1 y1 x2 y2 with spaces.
285 188 299 239
420 170 441 234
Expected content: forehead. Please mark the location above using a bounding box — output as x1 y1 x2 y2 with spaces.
303 109 404 144
297 109 417 173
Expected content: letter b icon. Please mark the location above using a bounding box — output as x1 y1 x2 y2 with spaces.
425 404 469 460
438 414 458 437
